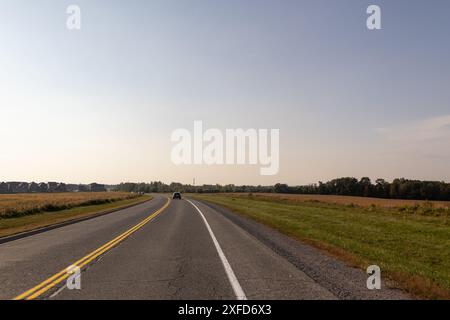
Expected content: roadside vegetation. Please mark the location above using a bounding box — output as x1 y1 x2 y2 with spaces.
192 193 450 299
0 192 140 219
223 193 450 210
0 192 151 238
115 176 450 201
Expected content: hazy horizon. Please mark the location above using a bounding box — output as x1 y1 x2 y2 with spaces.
2 0 450 185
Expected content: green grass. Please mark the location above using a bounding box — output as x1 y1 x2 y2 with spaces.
192 194 450 299
0 195 152 238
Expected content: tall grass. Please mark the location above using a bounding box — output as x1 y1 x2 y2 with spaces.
230 193 450 217
0 192 139 219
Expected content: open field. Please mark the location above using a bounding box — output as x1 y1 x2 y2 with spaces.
0 192 141 219
0 193 152 238
191 193 450 299
225 193 450 209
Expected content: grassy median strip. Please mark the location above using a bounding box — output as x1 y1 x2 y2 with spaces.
192 193 450 299
0 194 152 238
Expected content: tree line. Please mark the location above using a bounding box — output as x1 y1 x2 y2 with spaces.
114 177 450 201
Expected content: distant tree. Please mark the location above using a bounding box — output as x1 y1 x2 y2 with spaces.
274 183 290 193
105 177 450 201
359 177 372 197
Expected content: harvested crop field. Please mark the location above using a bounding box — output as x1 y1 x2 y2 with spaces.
226 193 450 209
0 192 140 219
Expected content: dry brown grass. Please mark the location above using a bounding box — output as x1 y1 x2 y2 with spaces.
0 192 139 218
226 193 450 209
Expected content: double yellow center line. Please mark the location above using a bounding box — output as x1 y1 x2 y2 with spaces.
14 197 171 300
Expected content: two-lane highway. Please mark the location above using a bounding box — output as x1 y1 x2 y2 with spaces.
0 195 409 300
0 195 168 300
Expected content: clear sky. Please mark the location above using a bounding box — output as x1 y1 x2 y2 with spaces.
1 0 450 185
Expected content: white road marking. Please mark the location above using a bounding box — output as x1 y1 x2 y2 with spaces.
49 284 66 298
186 199 247 300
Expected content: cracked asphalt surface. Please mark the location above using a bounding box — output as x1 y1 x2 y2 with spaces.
0 194 409 300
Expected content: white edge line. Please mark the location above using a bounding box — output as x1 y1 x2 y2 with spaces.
186 199 247 300
49 284 67 298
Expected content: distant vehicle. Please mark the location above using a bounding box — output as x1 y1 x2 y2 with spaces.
172 192 182 200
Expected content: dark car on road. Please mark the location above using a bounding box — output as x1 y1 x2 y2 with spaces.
172 192 182 200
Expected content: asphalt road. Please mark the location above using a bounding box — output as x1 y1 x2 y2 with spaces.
0 195 409 300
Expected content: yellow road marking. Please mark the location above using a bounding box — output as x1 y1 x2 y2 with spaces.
13 197 171 300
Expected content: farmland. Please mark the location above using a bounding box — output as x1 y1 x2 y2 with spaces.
224 193 450 209
192 193 450 299
0 192 151 238
0 192 142 218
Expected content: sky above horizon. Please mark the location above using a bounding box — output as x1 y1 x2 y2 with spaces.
1 0 450 185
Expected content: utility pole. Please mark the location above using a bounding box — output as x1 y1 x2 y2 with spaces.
193 178 196 186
